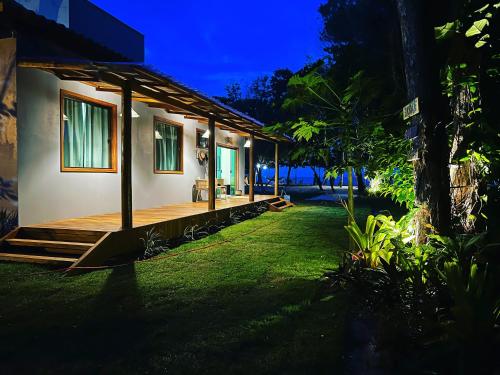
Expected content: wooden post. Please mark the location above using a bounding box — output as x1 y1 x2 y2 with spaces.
274 143 279 196
208 117 216 211
121 83 133 229
249 134 255 202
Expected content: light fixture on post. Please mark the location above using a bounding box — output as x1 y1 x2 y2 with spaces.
244 138 251 148
202 129 210 139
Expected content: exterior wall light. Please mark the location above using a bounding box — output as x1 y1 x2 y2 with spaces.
120 108 140 118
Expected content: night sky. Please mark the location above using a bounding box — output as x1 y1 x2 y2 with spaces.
92 0 325 97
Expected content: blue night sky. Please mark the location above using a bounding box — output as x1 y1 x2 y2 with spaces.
92 0 326 97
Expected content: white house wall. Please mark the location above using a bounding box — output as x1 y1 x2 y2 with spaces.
17 68 246 226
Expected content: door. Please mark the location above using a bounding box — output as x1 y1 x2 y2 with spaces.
216 146 238 195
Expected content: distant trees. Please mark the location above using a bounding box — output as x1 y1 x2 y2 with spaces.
216 69 295 178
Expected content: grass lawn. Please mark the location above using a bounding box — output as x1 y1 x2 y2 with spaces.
0 204 363 375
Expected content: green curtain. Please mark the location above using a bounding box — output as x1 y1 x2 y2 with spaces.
216 146 222 179
63 97 111 169
230 148 237 194
155 121 180 171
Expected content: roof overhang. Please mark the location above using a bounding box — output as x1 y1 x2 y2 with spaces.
17 60 290 143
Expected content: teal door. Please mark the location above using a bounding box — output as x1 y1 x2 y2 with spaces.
216 146 237 195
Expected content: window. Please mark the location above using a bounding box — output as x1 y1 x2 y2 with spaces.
61 90 117 172
196 128 209 149
154 117 183 174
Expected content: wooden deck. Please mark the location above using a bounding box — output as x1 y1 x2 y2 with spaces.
26 195 276 232
0 195 283 269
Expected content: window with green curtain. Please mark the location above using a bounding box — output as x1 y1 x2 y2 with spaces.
62 95 114 170
154 119 182 173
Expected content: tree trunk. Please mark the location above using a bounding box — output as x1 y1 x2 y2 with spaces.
311 166 324 191
449 84 484 233
347 166 355 251
329 176 335 192
356 169 366 195
286 164 292 186
396 0 451 240
257 168 263 189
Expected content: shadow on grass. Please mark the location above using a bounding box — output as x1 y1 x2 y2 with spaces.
0 274 349 375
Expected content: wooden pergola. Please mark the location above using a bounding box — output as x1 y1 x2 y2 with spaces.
18 60 287 229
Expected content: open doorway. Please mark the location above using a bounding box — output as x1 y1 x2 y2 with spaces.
216 145 238 195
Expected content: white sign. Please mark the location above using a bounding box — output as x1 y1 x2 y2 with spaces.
403 97 419 120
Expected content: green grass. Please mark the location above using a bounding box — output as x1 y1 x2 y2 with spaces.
0 204 359 375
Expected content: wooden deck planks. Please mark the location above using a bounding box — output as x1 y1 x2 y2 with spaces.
26 195 275 232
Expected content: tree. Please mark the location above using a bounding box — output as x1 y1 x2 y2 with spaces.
395 0 452 239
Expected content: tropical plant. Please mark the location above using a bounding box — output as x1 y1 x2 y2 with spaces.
343 205 400 268
140 228 168 259
430 232 486 271
0 208 18 237
441 262 500 348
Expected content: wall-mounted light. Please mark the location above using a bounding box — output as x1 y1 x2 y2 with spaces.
63 114 69 121
257 163 261 169
244 139 251 148
120 108 140 118
202 129 210 138
155 130 163 140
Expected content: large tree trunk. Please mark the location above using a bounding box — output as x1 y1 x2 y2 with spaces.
449 84 484 233
396 0 451 239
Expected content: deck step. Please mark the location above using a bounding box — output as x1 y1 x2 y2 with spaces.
6 239 94 253
0 252 79 265
269 198 294 212
17 227 105 243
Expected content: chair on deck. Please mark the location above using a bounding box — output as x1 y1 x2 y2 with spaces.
217 178 228 200
195 179 209 202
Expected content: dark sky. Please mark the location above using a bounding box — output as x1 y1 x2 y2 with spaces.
92 0 326 97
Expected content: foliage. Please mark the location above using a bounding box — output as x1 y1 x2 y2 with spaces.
441 262 499 346
344 203 414 268
140 228 169 259
369 164 415 209
430 232 486 271
0 208 18 237
0 177 17 202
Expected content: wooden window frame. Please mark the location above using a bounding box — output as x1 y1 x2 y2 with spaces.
60 89 118 173
216 142 239 191
196 127 209 149
153 116 184 175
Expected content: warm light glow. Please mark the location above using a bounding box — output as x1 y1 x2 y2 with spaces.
244 139 251 148
202 129 210 138
155 130 163 140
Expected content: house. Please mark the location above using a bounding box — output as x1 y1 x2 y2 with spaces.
0 0 290 268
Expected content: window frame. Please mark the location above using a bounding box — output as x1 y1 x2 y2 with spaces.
60 89 118 173
153 116 184 175
196 128 209 149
